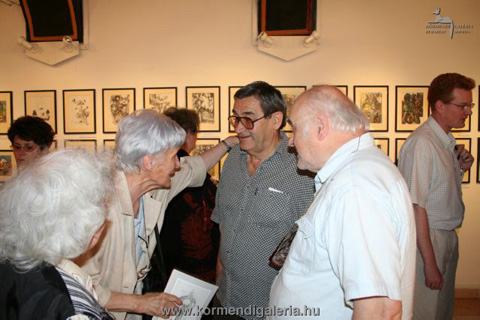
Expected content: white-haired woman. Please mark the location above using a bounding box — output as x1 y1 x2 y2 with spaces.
79 109 238 320
0 148 115 319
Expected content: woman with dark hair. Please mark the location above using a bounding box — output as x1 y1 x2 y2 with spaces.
7 116 55 167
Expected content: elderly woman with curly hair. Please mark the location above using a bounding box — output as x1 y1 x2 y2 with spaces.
0 148 115 319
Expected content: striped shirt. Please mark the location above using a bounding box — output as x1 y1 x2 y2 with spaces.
399 117 464 230
211 133 314 319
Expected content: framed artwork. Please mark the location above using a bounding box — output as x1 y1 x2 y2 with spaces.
336 85 348 96
477 138 480 183
103 88 136 133
276 86 307 132
191 138 220 180
186 86 221 132
0 150 16 182
48 140 58 152
354 86 389 132
395 138 406 165
0 91 13 135
144 87 177 114
455 138 471 184
395 86 429 132
374 138 389 157
164 269 218 320
228 86 242 132
25 90 57 133
103 139 115 149
64 139 97 152
63 89 96 134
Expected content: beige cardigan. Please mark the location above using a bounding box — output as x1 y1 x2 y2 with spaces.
79 156 206 320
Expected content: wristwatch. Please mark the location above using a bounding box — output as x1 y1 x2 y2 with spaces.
221 140 232 152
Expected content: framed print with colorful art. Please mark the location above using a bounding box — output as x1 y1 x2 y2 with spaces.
354 86 389 132
455 137 471 184
0 91 13 135
25 90 57 133
186 86 221 132
63 89 96 134
191 138 220 180
395 86 429 132
0 150 16 182
395 138 406 164
373 138 389 157
228 86 242 132
144 87 177 114
64 139 97 152
103 88 135 133
276 86 307 132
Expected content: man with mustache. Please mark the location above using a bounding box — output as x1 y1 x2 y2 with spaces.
211 81 314 319
399 73 475 319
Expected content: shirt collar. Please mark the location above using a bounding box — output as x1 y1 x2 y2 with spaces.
315 132 374 191
239 131 290 162
427 117 456 150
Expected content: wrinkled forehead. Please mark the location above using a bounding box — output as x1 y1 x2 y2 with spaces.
233 96 263 116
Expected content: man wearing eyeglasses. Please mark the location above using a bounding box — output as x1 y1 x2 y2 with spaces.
398 73 475 319
211 81 314 319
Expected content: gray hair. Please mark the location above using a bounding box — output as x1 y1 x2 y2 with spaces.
0 148 114 271
300 85 370 134
115 109 186 173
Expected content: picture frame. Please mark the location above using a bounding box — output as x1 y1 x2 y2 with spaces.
186 86 221 132
103 139 115 149
0 150 16 182
228 86 242 132
191 138 221 180
144 87 177 114
373 138 389 157
164 269 218 320
276 86 307 132
477 138 480 183
354 86 389 132
259 0 316 36
0 91 13 135
25 90 57 133
49 140 58 152
335 85 348 97
64 139 97 152
395 86 429 132
63 89 96 134
395 138 407 165
455 137 471 184
103 88 136 133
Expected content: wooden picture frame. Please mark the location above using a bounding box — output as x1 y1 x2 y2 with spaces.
395 138 406 165
63 89 96 134
395 86 429 132
191 138 221 180
228 86 242 133
455 137 471 184
336 85 348 97
0 150 16 182
259 0 316 36
276 86 307 132
0 91 13 135
64 139 97 152
354 86 389 132
25 90 57 133
103 139 115 149
186 86 221 132
103 88 136 133
374 138 389 157
144 87 177 114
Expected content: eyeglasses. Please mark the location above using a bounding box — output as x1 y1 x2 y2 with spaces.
228 114 269 130
11 144 39 153
447 102 475 110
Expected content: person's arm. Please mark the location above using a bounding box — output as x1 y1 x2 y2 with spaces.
413 204 443 290
216 238 223 283
199 136 238 170
353 297 402 320
105 291 182 318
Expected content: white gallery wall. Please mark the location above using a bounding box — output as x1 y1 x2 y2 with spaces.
1 0 479 288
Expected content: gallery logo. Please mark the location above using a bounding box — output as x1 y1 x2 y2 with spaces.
425 7 473 39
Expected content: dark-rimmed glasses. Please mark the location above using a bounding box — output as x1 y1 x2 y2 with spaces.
228 114 269 130
10 144 39 153
447 102 475 110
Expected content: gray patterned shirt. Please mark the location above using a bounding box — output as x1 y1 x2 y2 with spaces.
211 133 314 319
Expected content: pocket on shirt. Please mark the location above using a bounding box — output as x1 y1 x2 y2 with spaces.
287 217 315 274
248 190 293 227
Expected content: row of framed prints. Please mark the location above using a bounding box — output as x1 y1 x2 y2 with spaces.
1 85 478 135
374 137 474 184
0 138 224 182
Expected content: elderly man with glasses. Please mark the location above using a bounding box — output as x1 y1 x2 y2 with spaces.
211 81 314 319
398 73 475 319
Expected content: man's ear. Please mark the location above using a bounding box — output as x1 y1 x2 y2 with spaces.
314 114 329 141
271 111 284 130
143 154 154 171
